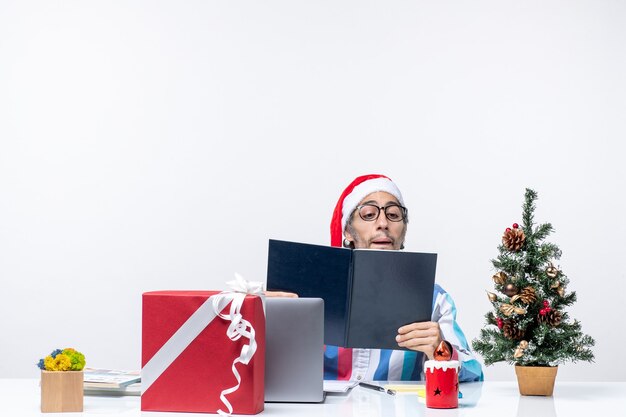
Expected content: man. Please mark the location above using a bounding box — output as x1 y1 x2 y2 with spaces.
325 174 483 382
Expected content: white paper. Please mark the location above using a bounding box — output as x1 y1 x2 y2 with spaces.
323 380 359 393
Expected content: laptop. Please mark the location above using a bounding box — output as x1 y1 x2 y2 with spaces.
264 297 325 403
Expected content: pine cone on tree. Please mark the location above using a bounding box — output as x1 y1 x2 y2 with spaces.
502 319 524 340
511 286 537 304
502 228 525 251
538 310 562 326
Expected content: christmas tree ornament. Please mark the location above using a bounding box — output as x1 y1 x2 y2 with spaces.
502 228 526 252
499 304 527 316
492 271 508 285
546 263 559 278
550 280 566 297
499 303 515 316
502 319 524 340
473 189 595 397
433 340 454 361
513 306 527 315
487 291 497 302
504 283 519 297
513 340 529 358
518 287 537 304
538 309 562 326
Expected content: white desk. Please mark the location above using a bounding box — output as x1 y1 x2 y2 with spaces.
2 379 625 417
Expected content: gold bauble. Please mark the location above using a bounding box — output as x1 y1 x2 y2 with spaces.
487 291 497 302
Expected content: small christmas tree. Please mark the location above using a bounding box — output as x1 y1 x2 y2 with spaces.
472 189 594 366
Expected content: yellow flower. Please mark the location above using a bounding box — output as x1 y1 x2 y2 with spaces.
43 356 55 371
52 353 72 371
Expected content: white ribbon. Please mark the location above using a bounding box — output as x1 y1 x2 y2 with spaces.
211 273 265 416
141 274 265 417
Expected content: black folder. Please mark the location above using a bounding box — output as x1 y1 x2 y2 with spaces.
266 239 437 350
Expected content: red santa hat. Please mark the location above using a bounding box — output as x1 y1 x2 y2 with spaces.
330 174 405 247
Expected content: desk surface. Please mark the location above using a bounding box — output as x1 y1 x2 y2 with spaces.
2 379 625 417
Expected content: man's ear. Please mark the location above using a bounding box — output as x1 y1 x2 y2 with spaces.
344 228 353 242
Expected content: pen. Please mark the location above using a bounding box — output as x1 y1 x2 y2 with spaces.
358 382 396 396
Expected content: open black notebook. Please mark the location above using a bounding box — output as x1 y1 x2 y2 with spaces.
266 239 437 350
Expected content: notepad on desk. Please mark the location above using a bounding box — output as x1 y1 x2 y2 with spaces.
83 368 141 395
384 384 425 394
84 382 142 396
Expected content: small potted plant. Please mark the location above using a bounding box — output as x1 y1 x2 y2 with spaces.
37 348 86 412
472 189 594 396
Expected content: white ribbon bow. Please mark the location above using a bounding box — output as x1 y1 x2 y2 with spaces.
212 273 265 417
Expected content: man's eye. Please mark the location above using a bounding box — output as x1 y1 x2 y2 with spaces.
359 207 378 220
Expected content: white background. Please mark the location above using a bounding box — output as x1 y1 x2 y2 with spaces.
1 1 624 381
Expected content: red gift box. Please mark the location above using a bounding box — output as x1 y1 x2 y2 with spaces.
141 290 265 414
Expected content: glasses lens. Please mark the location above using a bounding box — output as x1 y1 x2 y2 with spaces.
358 205 380 221
384 205 404 221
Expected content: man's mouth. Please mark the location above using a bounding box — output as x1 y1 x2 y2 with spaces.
371 237 394 246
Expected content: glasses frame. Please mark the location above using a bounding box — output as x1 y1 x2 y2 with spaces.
355 203 408 223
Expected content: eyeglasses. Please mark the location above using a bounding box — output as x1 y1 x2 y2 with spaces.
356 204 408 222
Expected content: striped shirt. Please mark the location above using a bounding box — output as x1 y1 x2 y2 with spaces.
323 284 483 382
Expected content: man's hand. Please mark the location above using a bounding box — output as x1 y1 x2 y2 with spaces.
264 291 298 298
396 321 443 359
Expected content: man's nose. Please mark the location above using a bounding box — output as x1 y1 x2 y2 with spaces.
375 210 389 228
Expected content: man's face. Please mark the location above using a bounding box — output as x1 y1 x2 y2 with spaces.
344 191 407 250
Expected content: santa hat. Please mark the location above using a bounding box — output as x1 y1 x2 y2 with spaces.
330 174 405 247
